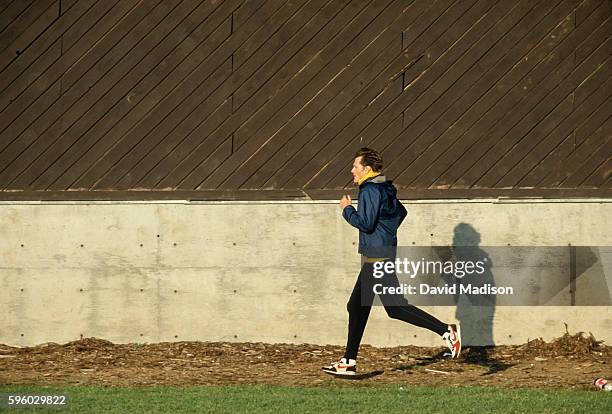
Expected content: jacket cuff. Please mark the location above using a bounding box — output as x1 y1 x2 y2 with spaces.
342 205 355 221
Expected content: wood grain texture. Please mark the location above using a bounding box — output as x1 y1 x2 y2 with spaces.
0 0 609 199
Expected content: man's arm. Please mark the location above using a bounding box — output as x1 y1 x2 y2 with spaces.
342 186 381 233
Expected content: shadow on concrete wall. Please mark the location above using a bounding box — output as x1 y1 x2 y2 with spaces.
452 223 496 347
435 223 508 372
434 223 496 346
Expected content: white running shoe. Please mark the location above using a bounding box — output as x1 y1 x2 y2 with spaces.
442 324 461 358
322 357 357 376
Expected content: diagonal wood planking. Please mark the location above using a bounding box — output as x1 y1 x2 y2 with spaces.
0 0 609 199
296 0 474 190
290 0 499 189
239 0 421 189
217 0 406 189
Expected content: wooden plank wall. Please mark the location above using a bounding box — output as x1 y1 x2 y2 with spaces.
0 0 610 200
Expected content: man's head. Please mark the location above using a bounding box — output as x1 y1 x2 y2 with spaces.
351 147 383 184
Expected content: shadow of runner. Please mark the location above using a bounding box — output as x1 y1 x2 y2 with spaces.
392 348 514 375
433 224 496 346
460 346 515 375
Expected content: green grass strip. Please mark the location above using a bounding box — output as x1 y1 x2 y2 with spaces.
0 384 610 413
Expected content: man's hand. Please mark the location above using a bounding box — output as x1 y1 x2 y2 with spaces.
339 194 352 209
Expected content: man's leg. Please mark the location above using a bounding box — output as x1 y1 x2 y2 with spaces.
344 263 376 360
380 272 462 357
323 262 377 374
379 266 448 336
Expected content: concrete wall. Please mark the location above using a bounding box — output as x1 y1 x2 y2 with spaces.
1 199 610 348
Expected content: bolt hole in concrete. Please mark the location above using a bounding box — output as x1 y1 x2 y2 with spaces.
20 244 24 247
173 243 177 246
80 244 84 248
20 288 23 292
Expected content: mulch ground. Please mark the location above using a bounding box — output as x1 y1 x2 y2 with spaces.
1 332 610 390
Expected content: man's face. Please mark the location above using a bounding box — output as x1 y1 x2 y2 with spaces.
351 156 371 184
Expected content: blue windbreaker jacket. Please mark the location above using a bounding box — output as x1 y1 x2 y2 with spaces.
342 174 407 257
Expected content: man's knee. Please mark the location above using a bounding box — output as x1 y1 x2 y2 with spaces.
347 296 358 313
384 306 401 320
347 295 372 314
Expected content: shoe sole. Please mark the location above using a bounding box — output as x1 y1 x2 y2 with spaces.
323 369 385 379
321 368 356 376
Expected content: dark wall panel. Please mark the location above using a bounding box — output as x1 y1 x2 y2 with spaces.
0 0 610 200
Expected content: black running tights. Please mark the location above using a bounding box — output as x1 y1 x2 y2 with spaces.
344 261 448 360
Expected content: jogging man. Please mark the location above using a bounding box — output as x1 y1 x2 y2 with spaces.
322 147 461 376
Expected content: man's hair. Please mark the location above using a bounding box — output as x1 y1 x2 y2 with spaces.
355 147 383 172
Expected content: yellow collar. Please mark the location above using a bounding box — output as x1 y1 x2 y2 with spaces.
357 171 380 186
